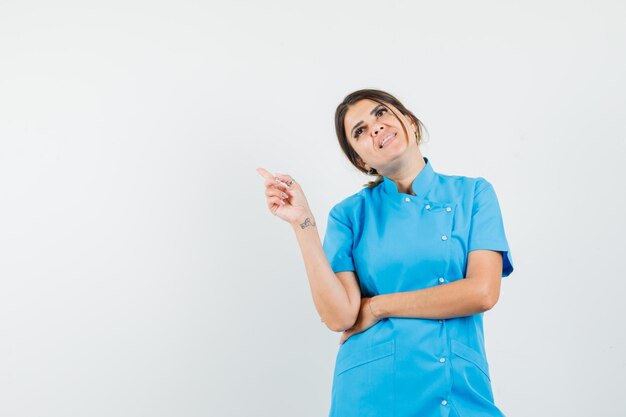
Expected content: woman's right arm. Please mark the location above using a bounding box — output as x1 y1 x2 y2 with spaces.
256 167 360 332
289 211 361 332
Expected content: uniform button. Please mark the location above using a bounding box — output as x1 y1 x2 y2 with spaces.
438 277 444 283
438 320 443 323
441 400 448 406
425 204 431 210
441 235 448 241
445 207 451 212
405 197 410 202
439 357 446 363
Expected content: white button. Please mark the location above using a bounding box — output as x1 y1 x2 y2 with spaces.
441 400 447 406
438 277 444 283
405 197 410 202
446 207 451 212
425 204 431 210
439 357 446 363
441 235 448 241
438 320 443 323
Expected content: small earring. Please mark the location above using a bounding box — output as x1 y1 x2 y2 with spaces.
367 168 375 175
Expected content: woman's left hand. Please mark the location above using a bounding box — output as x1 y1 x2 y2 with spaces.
339 297 380 345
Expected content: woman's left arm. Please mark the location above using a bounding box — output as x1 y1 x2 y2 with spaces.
339 250 503 344
370 249 503 319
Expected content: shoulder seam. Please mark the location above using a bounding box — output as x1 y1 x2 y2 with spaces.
474 177 493 197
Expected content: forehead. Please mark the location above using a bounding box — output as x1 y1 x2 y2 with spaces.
345 99 383 122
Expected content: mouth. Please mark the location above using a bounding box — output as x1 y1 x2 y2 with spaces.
378 132 396 149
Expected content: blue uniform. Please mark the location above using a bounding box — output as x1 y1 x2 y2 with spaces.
322 156 514 417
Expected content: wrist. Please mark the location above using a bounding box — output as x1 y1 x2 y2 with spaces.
290 212 316 229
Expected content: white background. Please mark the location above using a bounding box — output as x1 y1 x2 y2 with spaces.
1 1 625 416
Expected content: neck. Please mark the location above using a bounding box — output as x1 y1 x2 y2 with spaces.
381 155 426 196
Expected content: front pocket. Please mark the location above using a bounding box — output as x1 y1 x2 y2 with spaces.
336 339 395 375
450 339 491 381
330 340 395 417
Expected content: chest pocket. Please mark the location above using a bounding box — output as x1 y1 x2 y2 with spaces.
414 200 456 265
425 201 454 213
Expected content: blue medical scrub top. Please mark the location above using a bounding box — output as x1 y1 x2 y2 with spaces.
322 156 514 417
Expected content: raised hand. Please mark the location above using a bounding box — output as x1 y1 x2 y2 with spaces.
256 167 313 226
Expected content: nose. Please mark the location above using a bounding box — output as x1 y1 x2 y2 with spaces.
371 124 385 138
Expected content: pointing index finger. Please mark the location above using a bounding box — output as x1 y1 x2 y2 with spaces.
256 167 276 180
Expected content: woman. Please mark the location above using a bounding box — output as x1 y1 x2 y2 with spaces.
256 89 514 417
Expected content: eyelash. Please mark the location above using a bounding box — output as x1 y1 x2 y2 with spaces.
354 108 387 138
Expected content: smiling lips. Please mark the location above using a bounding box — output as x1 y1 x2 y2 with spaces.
379 132 396 149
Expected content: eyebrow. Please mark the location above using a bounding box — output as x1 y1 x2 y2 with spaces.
350 104 387 138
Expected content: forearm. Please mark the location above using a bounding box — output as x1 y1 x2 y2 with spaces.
290 212 353 330
369 278 489 320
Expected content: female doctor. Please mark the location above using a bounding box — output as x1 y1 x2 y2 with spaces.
256 88 514 417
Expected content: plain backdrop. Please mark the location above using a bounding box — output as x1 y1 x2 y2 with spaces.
1 1 625 416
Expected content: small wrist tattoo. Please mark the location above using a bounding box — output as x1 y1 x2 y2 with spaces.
299 217 316 229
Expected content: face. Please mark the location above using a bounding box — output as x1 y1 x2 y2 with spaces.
343 99 417 173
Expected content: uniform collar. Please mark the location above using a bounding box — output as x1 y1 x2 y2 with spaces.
381 156 435 197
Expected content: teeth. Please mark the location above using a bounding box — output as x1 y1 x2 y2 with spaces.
381 133 394 147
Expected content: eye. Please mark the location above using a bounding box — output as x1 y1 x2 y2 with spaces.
353 108 388 139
